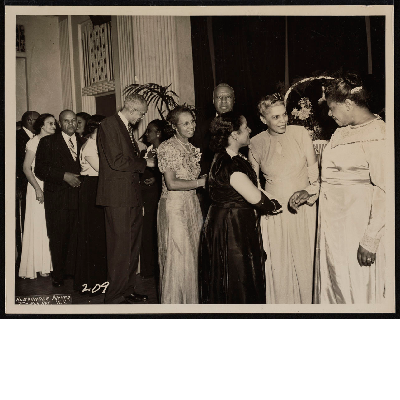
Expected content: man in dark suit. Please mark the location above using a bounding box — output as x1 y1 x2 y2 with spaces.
16 111 39 268
35 110 82 287
97 93 155 304
192 83 235 217
192 83 235 174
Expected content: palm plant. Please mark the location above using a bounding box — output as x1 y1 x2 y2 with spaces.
123 83 180 120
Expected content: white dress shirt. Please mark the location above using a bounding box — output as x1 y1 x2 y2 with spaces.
23 126 34 140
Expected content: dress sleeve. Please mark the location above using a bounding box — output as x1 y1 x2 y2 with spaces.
249 133 264 166
26 137 38 154
210 153 236 186
359 137 386 253
300 129 320 205
157 142 182 174
84 139 98 158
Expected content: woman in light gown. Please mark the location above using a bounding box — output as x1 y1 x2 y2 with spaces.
157 106 206 304
314 74 386 304
249 94 320 304
199 112 282 304
19 114 56 279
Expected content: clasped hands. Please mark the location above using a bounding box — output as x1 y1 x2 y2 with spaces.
145 150 156 168
64 172 81 188
197 174 208 188
288 190 311 212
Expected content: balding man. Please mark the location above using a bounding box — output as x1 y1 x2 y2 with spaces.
35 110 82 287
192 83 235 217
16 111 39 268
97 93 154 304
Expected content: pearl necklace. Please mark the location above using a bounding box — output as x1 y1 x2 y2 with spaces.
174 135 191 152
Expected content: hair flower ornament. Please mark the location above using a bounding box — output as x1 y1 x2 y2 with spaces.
350 86 363 94
285 75 335 141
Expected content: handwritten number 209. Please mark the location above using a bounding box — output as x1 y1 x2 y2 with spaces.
82 282 109 294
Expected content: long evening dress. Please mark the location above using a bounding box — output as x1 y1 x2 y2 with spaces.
157 137 203 304
249 125 319 304
140 145 162 279
74 136 107 292
314 117 386 304
199 150 266 304
19 136 53 278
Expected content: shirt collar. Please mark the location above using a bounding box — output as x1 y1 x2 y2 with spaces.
62 131 76 144
118 111 130 130
22 126 34 139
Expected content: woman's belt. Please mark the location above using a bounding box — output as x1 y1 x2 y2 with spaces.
211 201 253 209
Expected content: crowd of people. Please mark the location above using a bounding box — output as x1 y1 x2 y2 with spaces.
15 72 386 305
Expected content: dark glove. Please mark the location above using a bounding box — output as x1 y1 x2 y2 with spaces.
254 192 282 215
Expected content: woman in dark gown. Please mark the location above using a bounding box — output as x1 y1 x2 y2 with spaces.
199 112 282 304
74 115 107 295
139 119 168 280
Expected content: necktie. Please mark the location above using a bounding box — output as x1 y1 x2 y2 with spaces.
68 137 77 161
127 124 140 157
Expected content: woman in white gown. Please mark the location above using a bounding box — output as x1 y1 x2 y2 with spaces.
249 94 320 304
19 114 55 279
314 74 386 304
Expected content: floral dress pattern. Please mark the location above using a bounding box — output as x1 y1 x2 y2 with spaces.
157 137 203 304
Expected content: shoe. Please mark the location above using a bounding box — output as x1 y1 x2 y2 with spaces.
52 279 64 287
119 299 131 304
40 273 49 277
124 293 148 303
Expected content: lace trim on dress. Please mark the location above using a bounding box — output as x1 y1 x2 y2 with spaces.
330 116 385 149
360 233 381 254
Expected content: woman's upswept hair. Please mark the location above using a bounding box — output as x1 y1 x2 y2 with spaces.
76 111 91 122
143 119 169 144
33 113 55 134
257 93 285 116
209 111 244 153
325 73 369 108
85 114 106 136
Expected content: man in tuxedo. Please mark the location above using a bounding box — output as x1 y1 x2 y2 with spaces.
35 110 82 287
192 83 235 217
16 111 39 268
97 93 155 304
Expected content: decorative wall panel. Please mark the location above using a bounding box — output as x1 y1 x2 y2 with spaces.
58 18 73 110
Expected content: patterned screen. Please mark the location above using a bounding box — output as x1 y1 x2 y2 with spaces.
81 21 114 88
16 25 25 52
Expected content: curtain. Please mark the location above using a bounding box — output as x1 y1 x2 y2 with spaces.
212 16 286 134
190 16 215 125
190 16 386 132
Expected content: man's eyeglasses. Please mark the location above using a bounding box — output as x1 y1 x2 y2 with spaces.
131 108 147 118
177 120 196 128
216 95 233 101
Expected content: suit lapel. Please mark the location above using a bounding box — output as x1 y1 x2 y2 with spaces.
115 114 137 155
18 128 30 142
56 132 76 163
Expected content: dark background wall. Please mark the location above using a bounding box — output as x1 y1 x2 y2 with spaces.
191 15 386 137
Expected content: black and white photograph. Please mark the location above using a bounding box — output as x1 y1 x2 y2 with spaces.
5 4 395 314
